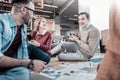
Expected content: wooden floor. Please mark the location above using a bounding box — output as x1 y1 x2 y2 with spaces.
31 53 105 80
49 53 105 67
49 57 87 67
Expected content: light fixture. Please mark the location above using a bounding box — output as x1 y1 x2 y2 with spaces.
40 10 53 13
74 14 78 17
69 18 78 21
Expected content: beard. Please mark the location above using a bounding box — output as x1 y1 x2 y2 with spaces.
23 11 31 26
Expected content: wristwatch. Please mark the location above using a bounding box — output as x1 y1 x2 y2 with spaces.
27 59 34 70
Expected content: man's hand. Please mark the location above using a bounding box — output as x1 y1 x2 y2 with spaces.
68 35 79 42
28 40 40 47
32 60 46 73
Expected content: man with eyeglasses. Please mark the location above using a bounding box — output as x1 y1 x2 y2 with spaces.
0 0 46 80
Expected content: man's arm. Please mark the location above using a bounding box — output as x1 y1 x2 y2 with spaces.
0 56 46 72
0 29 46 72
76 29 100 57
0 56 30 68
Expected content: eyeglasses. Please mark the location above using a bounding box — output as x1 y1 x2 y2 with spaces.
13 4 35 14
13 4 35 12
24 6 35 12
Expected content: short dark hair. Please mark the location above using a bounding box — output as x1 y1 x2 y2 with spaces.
11 0 32 5
78 12 90 19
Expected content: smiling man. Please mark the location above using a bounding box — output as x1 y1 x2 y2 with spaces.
51 12 100 61
0 0 46 80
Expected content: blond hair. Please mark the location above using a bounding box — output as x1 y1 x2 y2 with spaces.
34 17 46 31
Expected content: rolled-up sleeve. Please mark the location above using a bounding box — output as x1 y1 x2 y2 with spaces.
0 22 4 57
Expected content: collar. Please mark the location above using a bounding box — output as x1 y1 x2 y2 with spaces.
36 31 47 36
83 23 92 31
7 13 17 28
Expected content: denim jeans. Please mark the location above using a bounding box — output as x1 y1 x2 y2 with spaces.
0 67 30 80
51 42 88 60
27 44 50 64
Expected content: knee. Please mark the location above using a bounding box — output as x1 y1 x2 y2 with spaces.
59 42 65 49
27 44 38 53
27 44 33 52
28 44 36 49
36 50 51 64
58 53 65 61
60 42 65 46
45 54 51 64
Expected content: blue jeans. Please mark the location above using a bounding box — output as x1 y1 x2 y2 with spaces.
27 44 50 64
0 67 30 80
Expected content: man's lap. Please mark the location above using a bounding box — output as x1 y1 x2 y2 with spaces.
0 67 30 80
58 51 88 61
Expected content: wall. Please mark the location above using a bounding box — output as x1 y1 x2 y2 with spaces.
78 0 111 31
90 0 111 31
54 24 61 36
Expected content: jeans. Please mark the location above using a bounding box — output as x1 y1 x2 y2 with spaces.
27 44 50 64
51 42 88 60
51 42 78 54
0 67 30 80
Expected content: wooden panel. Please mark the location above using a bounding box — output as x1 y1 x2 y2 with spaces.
34 0 43 3
1 0 11 3
0 1 12 7
46 19 55 32
34 0 44 8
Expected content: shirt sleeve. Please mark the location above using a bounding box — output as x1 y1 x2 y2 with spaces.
76 29 100 57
